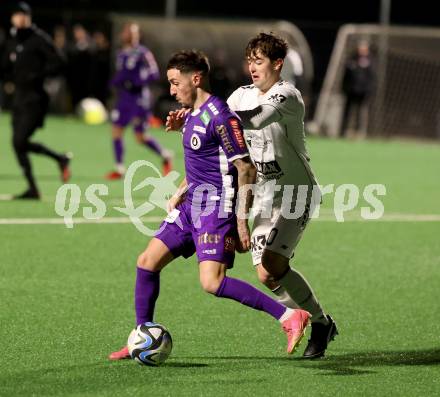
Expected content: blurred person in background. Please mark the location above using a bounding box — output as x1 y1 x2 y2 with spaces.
1 2 71 199
89 30 111 106
340 39 375 137
106 22 172 180
0 27 7 109
281 47 305 92
67 24 92 108
209 48 234 99
47 25 70 113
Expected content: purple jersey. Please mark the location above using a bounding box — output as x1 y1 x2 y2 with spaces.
155 96 248 266
111 45 159 108
182 96 249 212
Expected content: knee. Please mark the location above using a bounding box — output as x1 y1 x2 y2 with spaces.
261 249 289 279
12 135 27 152
111 126 123 139
135 132 145 144
137 250 159 272
256 264 278 289
199 273 223 295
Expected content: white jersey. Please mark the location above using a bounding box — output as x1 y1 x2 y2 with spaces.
228 80 319 263
227 80 318 205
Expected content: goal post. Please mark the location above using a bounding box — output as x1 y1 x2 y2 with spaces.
311 24 440 140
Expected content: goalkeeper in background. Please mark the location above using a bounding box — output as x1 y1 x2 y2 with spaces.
106 22 172 179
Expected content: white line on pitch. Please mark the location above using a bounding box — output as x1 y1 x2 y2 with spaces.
0 213 440 225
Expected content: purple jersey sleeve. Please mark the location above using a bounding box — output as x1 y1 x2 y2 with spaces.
110 51 126 88
134 47 159 85
212 115 249 163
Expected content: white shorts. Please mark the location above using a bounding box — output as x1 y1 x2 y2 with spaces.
250 203 312 266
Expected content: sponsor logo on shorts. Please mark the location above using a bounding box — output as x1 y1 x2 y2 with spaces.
224 236 235 252
229 118 246 150
202 249 217 255
216 125 235 154
251 234 266 253
198 232 221 245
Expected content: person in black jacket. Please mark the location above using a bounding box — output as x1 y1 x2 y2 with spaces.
340 40 375 138
2 2 71 199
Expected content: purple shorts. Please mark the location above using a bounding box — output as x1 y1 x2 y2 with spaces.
155 201 237 268
111 98 151 133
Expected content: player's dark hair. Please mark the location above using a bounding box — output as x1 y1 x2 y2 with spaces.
167 50 210 76
246 32 288 61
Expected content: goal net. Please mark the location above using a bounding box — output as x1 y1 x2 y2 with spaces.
312 24 440 139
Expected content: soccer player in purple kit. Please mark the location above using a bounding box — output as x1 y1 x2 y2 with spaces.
109 50 311 360
106 22 172 179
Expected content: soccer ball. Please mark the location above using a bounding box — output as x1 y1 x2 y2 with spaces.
77 97 108 125
127 322 173 366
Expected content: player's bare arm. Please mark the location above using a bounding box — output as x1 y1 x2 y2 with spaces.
233 156 256 252
167 177 188 212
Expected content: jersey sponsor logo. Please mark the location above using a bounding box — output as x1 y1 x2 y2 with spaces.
190 133 202 150
229 118 246 150
200 110 211 125
207 102 219 115
216 125 235 154
254 160 284 180
198 232 221 244
251 234 266 253
268 93 287 104
193 125 206 134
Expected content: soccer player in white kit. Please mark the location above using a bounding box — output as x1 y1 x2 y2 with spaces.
227 33 338 358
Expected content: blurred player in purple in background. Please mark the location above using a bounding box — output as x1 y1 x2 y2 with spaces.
109 50 311 360
106 22 172 180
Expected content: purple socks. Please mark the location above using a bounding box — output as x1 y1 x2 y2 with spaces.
215 276 286 320
134 270 286 326
135 267 160 325
113 138 124 164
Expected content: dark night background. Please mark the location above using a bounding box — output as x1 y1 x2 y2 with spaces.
1 0 438 105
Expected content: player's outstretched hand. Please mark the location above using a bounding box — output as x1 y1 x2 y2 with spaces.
165 108 188 132
236 219 251 253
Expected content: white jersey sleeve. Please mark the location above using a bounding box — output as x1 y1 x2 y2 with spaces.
228 82 303 130
259 81 304 120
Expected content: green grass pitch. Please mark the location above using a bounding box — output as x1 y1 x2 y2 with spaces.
0 114 439 396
